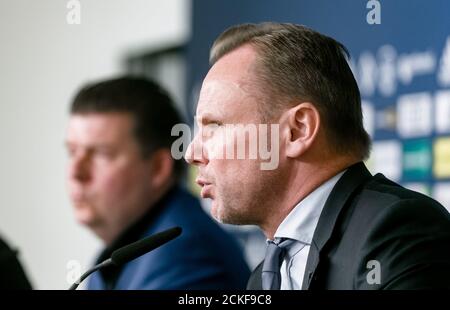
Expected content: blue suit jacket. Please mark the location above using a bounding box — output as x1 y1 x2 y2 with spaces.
88 186 250 289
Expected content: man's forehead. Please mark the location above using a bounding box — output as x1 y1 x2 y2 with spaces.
208 44 257 77
67 112 133 141
196 79 257 117
196 45 261 117
69 112 132 126
200 80 247 101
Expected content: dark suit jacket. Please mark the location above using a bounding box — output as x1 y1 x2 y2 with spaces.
0 237 32 289
247 162 450 289
88 186 250 289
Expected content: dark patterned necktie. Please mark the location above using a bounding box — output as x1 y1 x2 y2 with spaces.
262 238 295 290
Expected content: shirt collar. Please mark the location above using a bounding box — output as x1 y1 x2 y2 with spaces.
273 170 346 245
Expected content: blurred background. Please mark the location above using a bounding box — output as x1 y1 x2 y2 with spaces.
0 0 449 289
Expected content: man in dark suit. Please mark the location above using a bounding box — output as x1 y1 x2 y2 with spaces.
185 22 450 289
66 77 250 289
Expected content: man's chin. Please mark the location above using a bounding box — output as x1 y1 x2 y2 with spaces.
211 202 251 225
209 202 221 222
73 206 97 227
75 214 95 227
210 202 230 224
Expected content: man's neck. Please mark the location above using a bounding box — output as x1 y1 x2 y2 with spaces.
261 157 359 240
98 179 176 245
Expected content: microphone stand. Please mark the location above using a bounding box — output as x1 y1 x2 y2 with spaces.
67 226 181 290
69 258 113 290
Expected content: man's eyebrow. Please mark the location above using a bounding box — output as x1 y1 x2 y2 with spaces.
64 141 114 150
195 114 221 125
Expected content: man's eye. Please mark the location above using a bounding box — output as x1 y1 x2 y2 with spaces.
209 121 223 127
96 149 114 158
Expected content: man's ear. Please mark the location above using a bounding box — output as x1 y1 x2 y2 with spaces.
282 102 320 158
148 149 174 189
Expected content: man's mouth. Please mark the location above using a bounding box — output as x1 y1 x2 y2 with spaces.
195 178 213 198
71 191 89 204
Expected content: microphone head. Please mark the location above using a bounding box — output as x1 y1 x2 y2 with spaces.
111 226 182 266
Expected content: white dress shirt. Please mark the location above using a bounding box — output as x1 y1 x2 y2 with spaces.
271 170 346 290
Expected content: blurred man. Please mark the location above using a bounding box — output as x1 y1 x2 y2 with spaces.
185 23 450 289
66 76 249 289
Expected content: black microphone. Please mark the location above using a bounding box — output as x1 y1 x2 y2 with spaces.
68 226 182 290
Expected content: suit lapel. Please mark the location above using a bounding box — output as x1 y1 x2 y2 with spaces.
301 162 372 289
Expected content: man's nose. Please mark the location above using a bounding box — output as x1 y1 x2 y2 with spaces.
70 153 91 183
184 133 208 166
